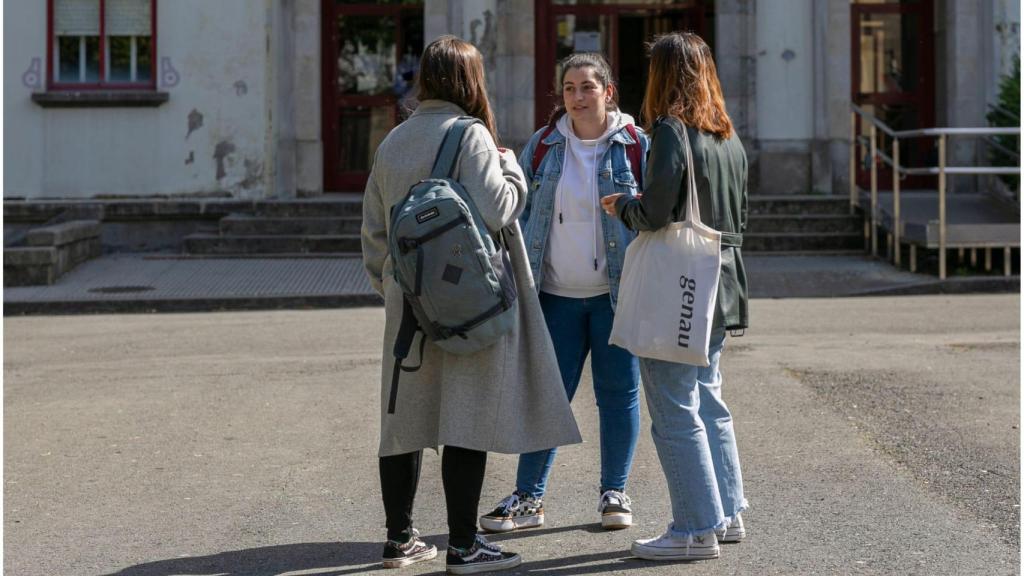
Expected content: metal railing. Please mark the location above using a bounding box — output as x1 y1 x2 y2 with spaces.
850 104 1021 278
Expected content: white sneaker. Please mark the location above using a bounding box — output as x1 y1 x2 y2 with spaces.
632 525 720 561
598 489 633 529
715 514 746 543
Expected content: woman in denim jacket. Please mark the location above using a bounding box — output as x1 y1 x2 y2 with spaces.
480 53 649 534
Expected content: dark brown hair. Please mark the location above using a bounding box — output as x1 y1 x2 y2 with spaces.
416 35 498 143
642 32 733 140
547 52 619 127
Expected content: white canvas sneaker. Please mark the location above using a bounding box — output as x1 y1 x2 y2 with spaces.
631 525 720 561
715 514 746 543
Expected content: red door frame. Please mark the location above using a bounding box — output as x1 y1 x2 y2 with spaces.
321 1 422 192
851 1 935 190
534 0 708 128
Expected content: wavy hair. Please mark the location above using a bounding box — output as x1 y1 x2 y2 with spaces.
641 32 733 140
416 35 499 143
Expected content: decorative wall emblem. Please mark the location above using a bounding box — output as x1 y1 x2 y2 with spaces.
160 57 180 88
22 58 43 90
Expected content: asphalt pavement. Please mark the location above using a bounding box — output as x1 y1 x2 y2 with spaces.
3 294 1020 575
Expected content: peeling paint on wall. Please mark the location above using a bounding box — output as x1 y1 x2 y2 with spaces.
187 110 204 139
213 141 237 180
185 151 195 165
239 159 265 189
234 80 248 96
160 57 181 88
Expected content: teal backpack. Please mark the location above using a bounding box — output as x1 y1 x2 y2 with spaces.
386 117 518 413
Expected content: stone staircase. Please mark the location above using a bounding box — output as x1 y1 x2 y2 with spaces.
183 197 363 256
745 195 864 254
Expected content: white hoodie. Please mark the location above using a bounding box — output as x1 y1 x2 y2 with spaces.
542 110 635 298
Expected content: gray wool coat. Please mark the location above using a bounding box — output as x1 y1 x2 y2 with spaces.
361 99 582 458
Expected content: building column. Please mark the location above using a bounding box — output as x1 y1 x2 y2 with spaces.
755 0 814 195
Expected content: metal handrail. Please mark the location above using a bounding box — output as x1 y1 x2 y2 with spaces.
850 104 1021 278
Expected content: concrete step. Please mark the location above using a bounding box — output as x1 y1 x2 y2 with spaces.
220 215 362 236
746 214 861 234
749 195 851 216
743 232 865 252
183 234 361 255
254 199 362 218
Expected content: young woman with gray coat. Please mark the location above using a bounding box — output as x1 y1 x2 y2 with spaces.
360 35 581 574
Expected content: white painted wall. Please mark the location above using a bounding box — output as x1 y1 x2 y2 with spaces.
755 0 814 141
3 0 273 199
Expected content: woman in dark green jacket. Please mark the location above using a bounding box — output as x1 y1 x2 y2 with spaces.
602 32 749 561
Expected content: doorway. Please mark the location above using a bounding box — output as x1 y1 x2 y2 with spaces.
321 1 424 192
851 0 935 190
534 1 712 128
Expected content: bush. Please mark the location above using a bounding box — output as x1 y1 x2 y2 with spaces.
986 55 1020 189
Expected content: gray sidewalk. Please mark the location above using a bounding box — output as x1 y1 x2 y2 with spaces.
4 252 1017 315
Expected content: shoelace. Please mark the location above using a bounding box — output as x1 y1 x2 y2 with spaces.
598 489 631 512
497 493 522 513
475 535 502 554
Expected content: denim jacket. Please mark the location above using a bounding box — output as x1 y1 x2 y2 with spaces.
518 122 650 310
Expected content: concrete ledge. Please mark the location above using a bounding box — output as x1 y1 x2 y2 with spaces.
26 221 101 247
4 247 57 266
31 91 169 108
3 293 384 316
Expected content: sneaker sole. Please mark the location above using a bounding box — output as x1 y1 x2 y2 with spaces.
382 546 438 568
447 554 522 574
479 513 544 533
601 512 632 530
718 527 746 543
631 542 720 561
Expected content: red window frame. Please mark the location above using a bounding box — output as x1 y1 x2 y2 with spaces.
46 0 158 91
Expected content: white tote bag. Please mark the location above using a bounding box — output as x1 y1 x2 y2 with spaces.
609 123 721 367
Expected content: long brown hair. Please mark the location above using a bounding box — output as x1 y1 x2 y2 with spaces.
547 52 619 127
416 35 499 143
641 32 733 140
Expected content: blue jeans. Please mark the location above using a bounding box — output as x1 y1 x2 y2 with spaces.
639 328 748 537
515 291 641 498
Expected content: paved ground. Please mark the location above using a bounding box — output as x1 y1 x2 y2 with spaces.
5 253 1017 314
4 295 1020 575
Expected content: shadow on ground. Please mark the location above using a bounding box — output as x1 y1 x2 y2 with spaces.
102 526 680 576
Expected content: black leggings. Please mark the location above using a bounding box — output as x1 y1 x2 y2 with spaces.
379 445 487 549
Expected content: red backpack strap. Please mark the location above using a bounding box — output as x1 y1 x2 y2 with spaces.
625 123 643 189
530 126 557 175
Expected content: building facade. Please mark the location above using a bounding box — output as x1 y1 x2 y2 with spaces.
4 0 1020 199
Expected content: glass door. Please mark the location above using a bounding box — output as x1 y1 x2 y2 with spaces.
322 1 423 192
851 0 935 190
536 1 710 128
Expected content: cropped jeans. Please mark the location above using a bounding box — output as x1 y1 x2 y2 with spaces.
639 328 748 537
515 291 641 497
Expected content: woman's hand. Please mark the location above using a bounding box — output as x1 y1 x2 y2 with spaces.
601 193 640 217
601 193 624 216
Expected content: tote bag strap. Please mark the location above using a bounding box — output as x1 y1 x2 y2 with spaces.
679 123 704 226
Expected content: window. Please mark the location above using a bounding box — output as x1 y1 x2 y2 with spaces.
49 0 156 89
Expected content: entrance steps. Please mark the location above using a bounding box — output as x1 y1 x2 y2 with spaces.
183 197 363 256
744 196 864 253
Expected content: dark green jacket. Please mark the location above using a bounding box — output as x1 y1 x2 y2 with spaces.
614 116 749 330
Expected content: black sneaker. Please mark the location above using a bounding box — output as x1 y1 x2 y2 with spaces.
598 489 633 529
446 535 521 574
382 528 437 569
479 490 544 533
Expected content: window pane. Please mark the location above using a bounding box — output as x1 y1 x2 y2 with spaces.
554 14 611 89
57 36 82 82
859 12 920 94
55 0 100 35
84 36 100 82
136 36 153 83
336 15 396 95
108 36 132 82
553 0 697 5
106 0 151 36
